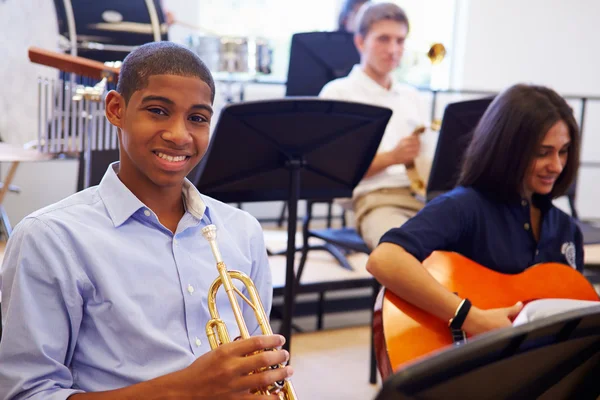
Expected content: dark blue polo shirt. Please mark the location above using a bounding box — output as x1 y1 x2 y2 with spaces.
380 186 584 273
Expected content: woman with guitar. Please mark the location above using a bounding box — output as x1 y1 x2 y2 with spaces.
367 83 598 341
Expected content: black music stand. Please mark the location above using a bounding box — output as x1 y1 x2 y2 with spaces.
375 305 600 400
280 31 361 264
285 31 359 97
192 99 392 352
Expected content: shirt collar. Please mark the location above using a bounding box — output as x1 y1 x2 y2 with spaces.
98 162 207 227
531 193 553 212
348 64 401 94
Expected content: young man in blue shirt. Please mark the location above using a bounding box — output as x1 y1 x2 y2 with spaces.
0 42 292 399
367 84 598 336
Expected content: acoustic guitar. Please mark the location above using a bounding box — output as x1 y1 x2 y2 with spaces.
372 251 600 380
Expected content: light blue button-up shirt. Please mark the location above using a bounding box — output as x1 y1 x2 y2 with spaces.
0 163 272 399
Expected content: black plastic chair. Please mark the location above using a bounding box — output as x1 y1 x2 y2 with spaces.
293 197 381 383
77 148 120 191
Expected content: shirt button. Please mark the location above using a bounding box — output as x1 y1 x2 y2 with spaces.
536 249 540 256
524 223 530 230
195 337 202 347
173 238 178 246
521 200 528 207
187 284 195 294
143 209 151 217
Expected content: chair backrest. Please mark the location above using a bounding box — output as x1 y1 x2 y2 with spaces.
285 31 359 97
426 96 582 218
426 97 494 202
77 148 119 191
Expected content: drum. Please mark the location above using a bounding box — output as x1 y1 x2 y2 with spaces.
220 37 250 73
54 0 168 62
187 34 273 76
255 38 273 75
186 35 223 73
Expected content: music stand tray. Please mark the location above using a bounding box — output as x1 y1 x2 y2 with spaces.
375 305 600 400
192 98 392 352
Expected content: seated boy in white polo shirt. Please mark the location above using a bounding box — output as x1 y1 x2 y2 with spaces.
320 2 430 249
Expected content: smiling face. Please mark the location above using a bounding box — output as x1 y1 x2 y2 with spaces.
524 120 571 198
105 74 213 194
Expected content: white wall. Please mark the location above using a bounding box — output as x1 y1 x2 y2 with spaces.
0 0 59 146
451 0 600 220
453 0 600 94
0 0 75 228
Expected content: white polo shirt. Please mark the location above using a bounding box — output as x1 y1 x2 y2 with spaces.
320 65 434 199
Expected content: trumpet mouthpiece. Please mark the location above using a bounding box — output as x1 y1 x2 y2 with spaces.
202 224 224 263
202 225 218 241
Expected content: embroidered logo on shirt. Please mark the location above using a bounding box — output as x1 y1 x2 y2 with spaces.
561 242 576 269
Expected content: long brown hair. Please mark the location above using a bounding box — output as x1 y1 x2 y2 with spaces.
457 84 580 201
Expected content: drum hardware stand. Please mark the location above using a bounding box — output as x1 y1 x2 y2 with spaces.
72 74 112 188
31 50 120 190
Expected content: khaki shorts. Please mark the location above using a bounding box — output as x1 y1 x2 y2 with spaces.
354 188 424 226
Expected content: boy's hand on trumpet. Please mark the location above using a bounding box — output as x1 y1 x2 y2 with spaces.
167 334 293 399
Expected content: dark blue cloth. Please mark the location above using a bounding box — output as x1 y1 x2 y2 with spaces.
380 186 584 273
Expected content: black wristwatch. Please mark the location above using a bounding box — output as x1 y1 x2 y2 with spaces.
448 298 472 330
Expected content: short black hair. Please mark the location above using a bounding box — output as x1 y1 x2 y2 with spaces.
116 41 215 104
458 84 580 201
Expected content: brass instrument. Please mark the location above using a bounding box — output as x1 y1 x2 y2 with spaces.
201 225 298 399
405 43 447 200
427 43 446 65
406 121 442 201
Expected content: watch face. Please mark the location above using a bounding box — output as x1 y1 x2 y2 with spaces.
450 329 468 345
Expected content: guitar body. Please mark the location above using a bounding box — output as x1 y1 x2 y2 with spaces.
373 251 600 380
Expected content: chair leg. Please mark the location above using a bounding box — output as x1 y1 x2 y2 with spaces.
0 205 12 241
277 202 287 227
316 291 325 330
296 240 310 285
370 279 381 384
322 243 354 271
269 306 304 333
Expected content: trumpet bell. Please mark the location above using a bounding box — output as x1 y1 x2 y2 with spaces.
427 43 446 65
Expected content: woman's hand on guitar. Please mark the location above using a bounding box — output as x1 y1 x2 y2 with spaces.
463 302 524 336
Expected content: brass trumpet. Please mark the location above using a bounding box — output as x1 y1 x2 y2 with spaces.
427 43 446 65
201 225 298 399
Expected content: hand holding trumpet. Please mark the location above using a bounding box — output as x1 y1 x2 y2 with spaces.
166 335 293 399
